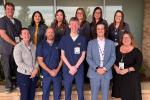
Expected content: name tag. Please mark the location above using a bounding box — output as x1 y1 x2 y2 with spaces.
119 62 124 70
74 47 80 54
15 36 20 43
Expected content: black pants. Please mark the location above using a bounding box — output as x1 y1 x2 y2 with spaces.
17 72 38 100
1 54 16 89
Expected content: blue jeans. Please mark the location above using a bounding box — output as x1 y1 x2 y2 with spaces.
17 72 37 100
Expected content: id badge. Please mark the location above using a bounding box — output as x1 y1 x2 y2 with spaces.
74 47 80 54
119 62 124 69
15 36 20 43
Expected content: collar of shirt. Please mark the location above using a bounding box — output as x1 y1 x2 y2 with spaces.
10 18 15 24
97 38 105 46
46 40 54 46
21 41 33 50
70 34 79 41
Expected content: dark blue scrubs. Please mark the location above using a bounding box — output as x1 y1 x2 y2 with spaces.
36 40 61 100
0 16 22 90
59 34 87 100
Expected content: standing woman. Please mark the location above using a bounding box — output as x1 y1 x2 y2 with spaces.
108 10 130 46
75 8 91 83
51 9 69 42
87 22 116 100
75 7 91 41
112 33 143 100
90 7 108 39
13 28 39 100
28 11 47 46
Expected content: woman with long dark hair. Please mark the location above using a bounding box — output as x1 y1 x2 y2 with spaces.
51 9 69 42
108 10 130 46
75 7 91 41
28 11 47 46
90 7 108 39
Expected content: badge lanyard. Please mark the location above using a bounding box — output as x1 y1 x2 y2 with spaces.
98 44 104 66
121 53 125 62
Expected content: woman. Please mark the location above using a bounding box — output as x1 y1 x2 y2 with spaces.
13 28 39 100
87 22 116 100
108 10 130 46
51 9 69 42
75 7 91 83
90 7 108 39
75 7 91 41
28 11 47 46
112 33 143 100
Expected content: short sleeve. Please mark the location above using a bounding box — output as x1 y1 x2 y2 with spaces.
58 36 66 51
0 18 6 30
81 37 87 52
36 43 43 57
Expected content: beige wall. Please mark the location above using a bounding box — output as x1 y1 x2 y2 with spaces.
143 0 150 76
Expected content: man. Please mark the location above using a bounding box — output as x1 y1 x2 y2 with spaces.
0 2 22 93
86 22 116 100
59 17 87 100
36 27 62 100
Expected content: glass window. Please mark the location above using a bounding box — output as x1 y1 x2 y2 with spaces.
7 0 54 27
0 1 4 18
56 0 103 23
105 0 122 24
122 0 143 47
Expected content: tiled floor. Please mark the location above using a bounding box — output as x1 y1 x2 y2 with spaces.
0 82 150 100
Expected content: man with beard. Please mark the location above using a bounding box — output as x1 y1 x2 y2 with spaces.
36 27 62 100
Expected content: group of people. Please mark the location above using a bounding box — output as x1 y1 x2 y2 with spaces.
0 2 143 100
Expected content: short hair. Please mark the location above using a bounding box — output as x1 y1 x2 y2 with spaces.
4 2 15 10
69 17 79 23
46 27 54 33
96 22 107 37
21 28 29 34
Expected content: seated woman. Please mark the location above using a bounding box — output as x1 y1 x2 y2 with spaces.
112 32 143 100
13 28 39 100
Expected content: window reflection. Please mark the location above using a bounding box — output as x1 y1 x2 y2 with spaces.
12 6 53 27
0 6 4 17
106 6 122 24
7 0 54 27
57 0 103 22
